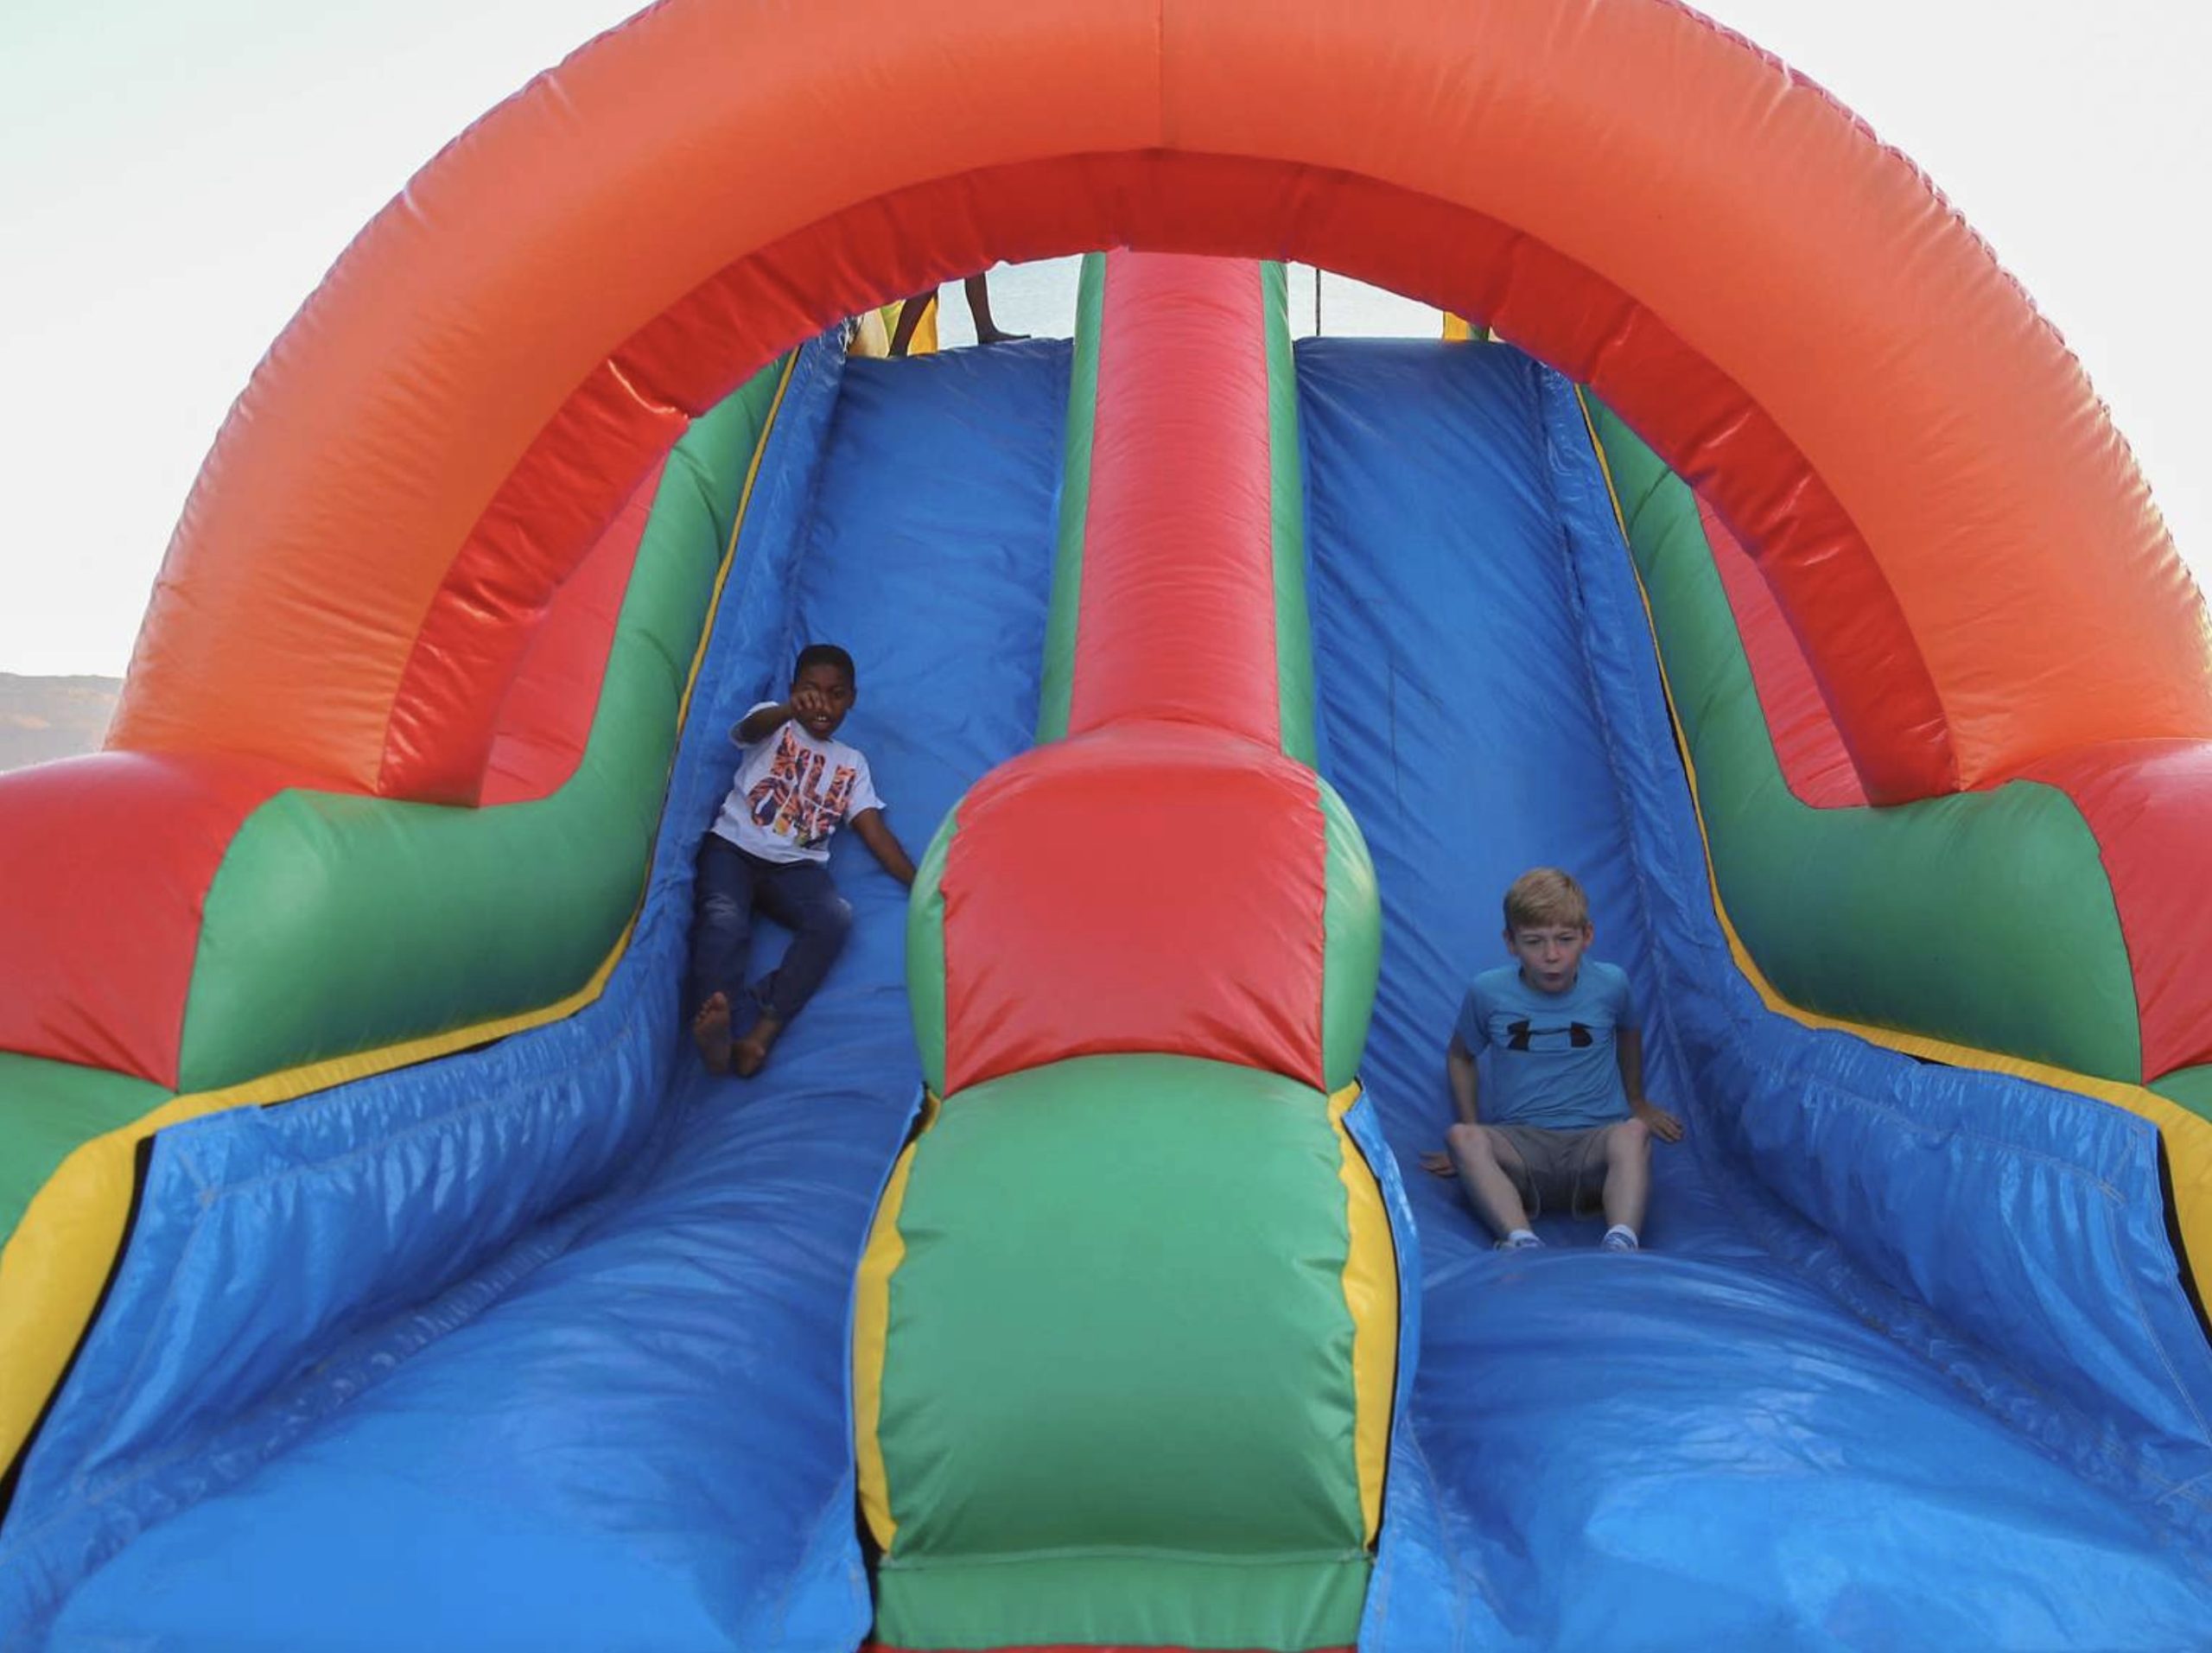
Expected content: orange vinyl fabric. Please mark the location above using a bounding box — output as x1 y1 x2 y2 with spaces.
106 0 2212 804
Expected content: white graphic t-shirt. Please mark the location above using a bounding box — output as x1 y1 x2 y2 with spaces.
709 703 883 864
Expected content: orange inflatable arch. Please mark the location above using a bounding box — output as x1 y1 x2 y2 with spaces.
114 0 2212 811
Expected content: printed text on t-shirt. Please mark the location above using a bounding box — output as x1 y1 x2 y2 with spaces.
747 728 858 849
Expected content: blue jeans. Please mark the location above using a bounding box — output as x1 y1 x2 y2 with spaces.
690 835 853 1027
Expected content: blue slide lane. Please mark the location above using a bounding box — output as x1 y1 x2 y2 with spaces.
1297 339 2212 1650
15 338 1069 1650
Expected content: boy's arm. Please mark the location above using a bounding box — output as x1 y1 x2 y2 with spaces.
734 685 832 745
1421 1032 1484 1176
1617 1027 1684 1141
1446 1033 1482 1126
849 807 916 887
734 700 793 744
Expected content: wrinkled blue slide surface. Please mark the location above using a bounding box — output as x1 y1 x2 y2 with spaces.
1299 339 2212 1650
22 340 1071 1650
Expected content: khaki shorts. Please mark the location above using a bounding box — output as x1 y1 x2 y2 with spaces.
1491 1123 1615 1220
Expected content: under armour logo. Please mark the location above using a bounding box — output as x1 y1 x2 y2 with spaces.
1505 1019 1594 1052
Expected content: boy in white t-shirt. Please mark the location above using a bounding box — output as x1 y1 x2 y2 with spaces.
690 644 915 1078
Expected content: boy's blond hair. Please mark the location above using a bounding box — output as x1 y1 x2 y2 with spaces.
1503 868 1590 933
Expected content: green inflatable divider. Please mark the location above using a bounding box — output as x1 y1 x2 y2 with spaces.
1589 399 2143 1081
0 1055 171 1249
873 1052 1370 1652
904 807 959 1097
1320 774 1382 1091
174 362 788 1093
1035 253 1106 745
2152 1065 2212 1123
1263 260 1319 766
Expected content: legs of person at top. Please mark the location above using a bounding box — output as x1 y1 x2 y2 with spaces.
888 273 1029 355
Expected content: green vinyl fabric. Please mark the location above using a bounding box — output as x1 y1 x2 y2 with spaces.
904 807 958 1097
1265 259 1319 766
1591 401 2142 1082
1035 255 1106 746
173 366 786 1091
871 1052 1370 1651
2152 1065 2212 1123
1320 775 1382 1092
0 1056 171 1248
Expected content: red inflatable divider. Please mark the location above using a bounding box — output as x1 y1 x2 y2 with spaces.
1069 253 1281 750
938 253 1326 1095
940 723 1329 1095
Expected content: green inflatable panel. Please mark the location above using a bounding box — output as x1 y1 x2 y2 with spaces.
1592 401 2141 1081
174 366 786 1092
873 1052 1370 1651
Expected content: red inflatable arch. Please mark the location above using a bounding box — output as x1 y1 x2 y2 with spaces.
111 0 2211 809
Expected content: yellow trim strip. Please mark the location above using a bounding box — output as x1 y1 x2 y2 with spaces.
852 1109 932 1554
1572 387 2212 1281
0 355 801 1481
1329 1079 1396 1542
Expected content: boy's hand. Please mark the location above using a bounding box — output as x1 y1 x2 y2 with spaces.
791 683 829 722
1420 1149 1458 1179
1631 1099 1685 1143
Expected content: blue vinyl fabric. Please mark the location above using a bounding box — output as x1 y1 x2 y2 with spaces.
8 336 1068 1649
1295 339 2212 1650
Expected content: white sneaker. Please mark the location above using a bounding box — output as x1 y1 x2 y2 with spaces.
1495 1232 1544 1251
1601 1225 1641 1252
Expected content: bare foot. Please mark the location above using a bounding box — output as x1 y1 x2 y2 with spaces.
731 1012 785 1078
976 327 1029 346
691 993 734 1074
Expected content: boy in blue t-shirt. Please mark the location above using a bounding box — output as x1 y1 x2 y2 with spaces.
1421 868 1683 1251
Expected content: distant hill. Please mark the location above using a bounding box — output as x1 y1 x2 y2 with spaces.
0 674 123 772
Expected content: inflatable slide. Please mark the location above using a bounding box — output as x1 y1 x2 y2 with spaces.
6 3 2212 1647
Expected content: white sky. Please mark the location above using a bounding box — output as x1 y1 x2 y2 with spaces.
3 2 2207 675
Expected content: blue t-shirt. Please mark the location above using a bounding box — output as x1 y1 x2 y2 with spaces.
1452 961 1636 1130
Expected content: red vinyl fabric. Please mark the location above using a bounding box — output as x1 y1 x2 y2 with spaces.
2016 741 2212 1082
379 370 693 804
1069 253 1281 749
0 753 303 1084
1700 496 1867 809
481 460 669 806
938 251 1326 1095
939 724 1329 1094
